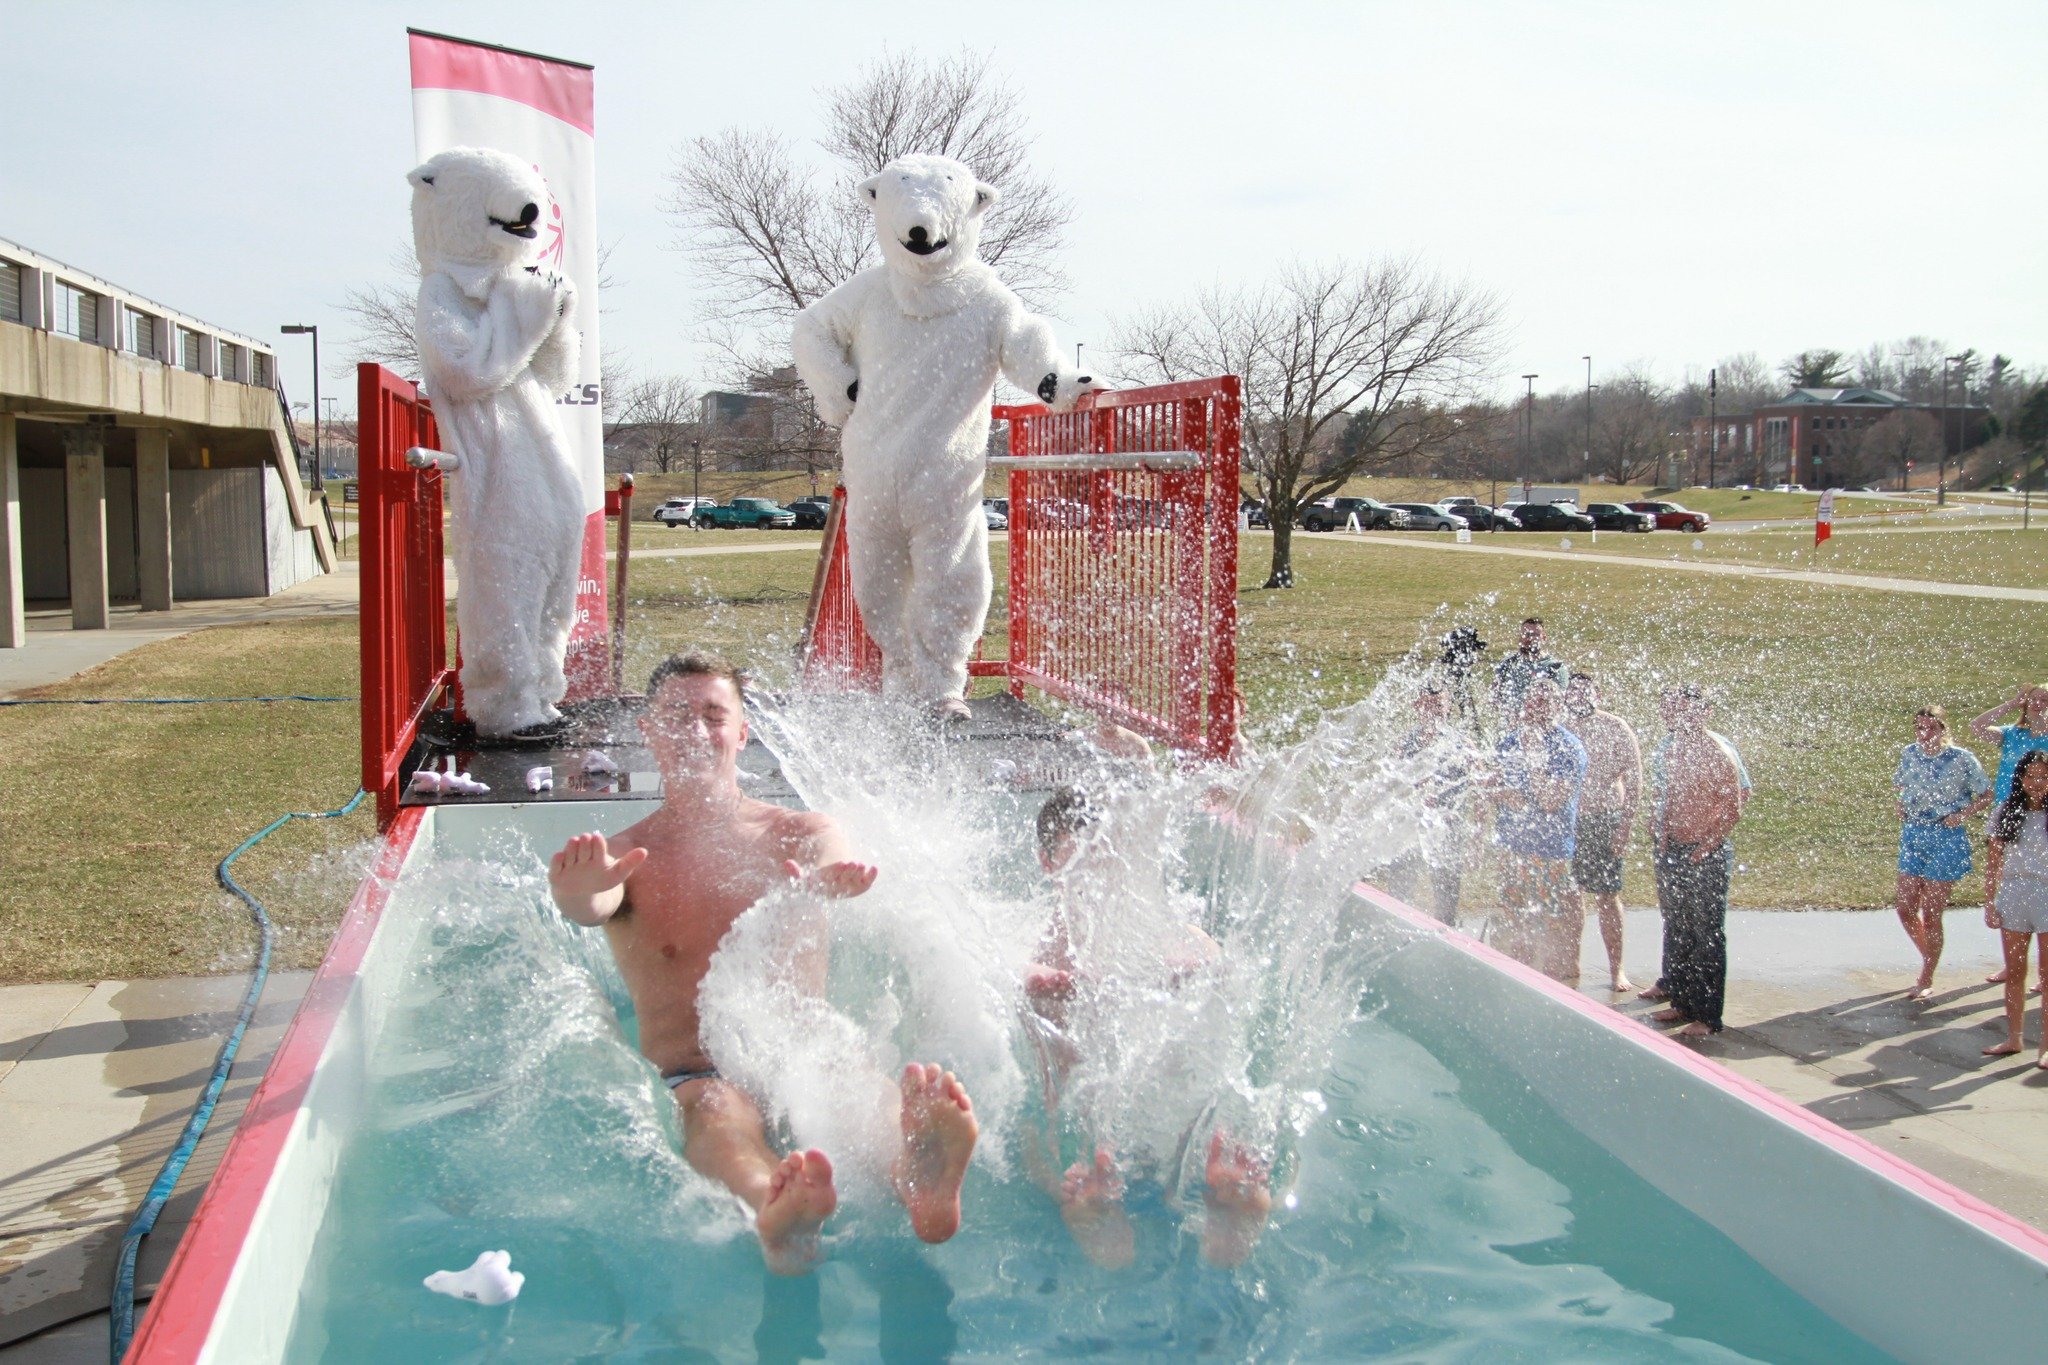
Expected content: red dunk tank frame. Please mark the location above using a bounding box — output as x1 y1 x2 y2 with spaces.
801 376 1241 760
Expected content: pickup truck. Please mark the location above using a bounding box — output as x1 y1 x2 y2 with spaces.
695 497 797 529
1300 497 1408 531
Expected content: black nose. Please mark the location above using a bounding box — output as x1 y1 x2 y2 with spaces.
907 225 928 244
518 202 539 227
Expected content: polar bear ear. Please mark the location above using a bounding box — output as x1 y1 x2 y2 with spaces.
972 182 1000 215
857 173 883 204
407 163 437 190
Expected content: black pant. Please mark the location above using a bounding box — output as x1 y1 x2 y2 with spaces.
1656 841 1730 1031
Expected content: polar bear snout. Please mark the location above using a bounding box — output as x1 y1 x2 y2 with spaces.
901 223 949 256
490 202 541 240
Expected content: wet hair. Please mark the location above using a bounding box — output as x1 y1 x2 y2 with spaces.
1036 786 1102 854
1522 617 1544 628
1915 704 1948 726
647 651 747 702
1568 670 1595 686
1993 752 2048 843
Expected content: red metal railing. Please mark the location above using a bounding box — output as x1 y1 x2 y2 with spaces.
357 364 452 828
801 376 1241 760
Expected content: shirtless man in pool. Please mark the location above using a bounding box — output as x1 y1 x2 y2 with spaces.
547 652 978 1274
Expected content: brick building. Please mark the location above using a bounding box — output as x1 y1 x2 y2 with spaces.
1690 387 1988 488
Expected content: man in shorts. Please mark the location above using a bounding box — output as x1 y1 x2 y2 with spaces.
547 653 978 1274
1565 672 1643 992
1486 678 1589 984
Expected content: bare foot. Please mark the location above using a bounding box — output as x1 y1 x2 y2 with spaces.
1988 968 2009 984
1638 985 1669 1002
757 1149 837 1275
1905 985 1934 1002
1983 1041 2024 1057
1058 1149 1135 1269
2037 1054 2048 1072
1611 974 1636 994
893 1063 978 1243
1675 1022 1714 1040
1649 1007 1688 1024
1200 1133 1273 1269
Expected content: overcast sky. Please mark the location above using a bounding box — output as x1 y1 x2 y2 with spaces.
5 1 2043 415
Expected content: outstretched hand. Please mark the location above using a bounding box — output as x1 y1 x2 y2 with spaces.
550 832 648 899
782 859 878 900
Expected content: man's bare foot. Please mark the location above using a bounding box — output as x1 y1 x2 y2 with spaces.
1059 1149 1135 1269
1200 1133 1273 1269
1649 1007 1687 1024
1675 1021 1714 1040
893 1063 978 1243
1905 984 1934 1002
1638 985 1669 1002
757 1149 837 1275
2037 1053 2048 1072
1611 973 1636 994
1988 968 2009 984
1983 1040 2024 1057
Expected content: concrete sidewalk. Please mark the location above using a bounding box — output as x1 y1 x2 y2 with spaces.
0 565 360 698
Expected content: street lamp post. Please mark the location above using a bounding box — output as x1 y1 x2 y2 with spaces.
1522 374 1539 502
1582 356 1593 479
1939 352 1966 507
691 438 702 505
1708 367 1719 489
279 324 321 495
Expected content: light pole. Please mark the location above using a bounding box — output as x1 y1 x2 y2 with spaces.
280 324 321 495
1075 342 1084 370
1708 367 1719 489
1939 352 1966 507
691 438 702 505
1582 356 1593 480
1521 374 1538 501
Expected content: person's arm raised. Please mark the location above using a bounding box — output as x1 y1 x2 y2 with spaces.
1971 692 2020 743
548 832 648 926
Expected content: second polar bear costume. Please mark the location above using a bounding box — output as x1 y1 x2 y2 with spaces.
794 154 1103 716
410 146 584 738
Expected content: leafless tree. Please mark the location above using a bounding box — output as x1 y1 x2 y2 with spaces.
1843 409 1941 490
1588 367 1674 485
665 49 1072 335
612 374 701 475
1112 258 1502 588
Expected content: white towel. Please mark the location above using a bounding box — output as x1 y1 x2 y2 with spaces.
423 1250 523 1305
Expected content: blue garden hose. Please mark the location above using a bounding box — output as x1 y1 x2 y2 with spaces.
109 786 368 1363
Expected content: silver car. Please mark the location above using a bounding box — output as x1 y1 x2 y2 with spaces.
1388 502 1469 531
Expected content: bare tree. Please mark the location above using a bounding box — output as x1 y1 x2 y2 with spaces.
665 49 1072 336
614 374 701 475
1588 367 1674 485
1845 409 1941 490
1113 258 1502 588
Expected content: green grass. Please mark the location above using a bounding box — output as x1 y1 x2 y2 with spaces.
11 526 2044 983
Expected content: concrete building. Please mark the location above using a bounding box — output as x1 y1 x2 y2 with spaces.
0 238 333 648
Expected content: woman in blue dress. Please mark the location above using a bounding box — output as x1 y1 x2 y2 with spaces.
1893 706 1992 1001
1982 752 2048 1065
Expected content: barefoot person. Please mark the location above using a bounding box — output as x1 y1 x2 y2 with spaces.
1981 753 2048 1064
1643 685 1747 1040
1971 684 2048 986
1484 678 1589 984
1892 705 1992 1001
548 653 977 1274
1023 788 1271 1268
1385 683 1480 924
1565 672 1643 992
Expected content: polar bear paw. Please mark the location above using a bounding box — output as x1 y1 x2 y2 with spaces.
1038 370 1110 413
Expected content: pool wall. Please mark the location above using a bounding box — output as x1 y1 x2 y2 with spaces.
129 805 2048 1363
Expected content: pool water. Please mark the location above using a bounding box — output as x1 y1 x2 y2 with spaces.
277 831 1893 1363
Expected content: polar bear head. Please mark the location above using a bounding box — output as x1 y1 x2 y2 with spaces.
407 147 551 273
859 154 998 281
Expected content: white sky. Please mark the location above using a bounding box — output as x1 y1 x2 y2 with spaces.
5 1 2044 415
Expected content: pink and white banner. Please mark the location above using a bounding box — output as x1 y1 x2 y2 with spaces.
408 29 609 696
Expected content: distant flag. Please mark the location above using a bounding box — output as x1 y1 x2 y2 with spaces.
1815 488 1836 546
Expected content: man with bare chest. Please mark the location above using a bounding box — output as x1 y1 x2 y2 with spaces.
547 653 978 1273
1642 684 1748 1040
1565 672 1642 993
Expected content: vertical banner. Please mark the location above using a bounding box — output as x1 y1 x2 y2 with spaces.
408 29 609 697
1815 487 1836 547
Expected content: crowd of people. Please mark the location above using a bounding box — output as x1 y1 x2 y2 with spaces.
1391 622 2048 1053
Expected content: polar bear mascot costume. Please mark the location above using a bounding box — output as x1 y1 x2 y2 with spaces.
793 154 1105 720
409 147 584 739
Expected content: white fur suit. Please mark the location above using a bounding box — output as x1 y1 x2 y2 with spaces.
409 147 584 738
793 154 1103 711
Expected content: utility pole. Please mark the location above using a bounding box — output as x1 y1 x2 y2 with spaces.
1708 367 1719 490
1522 374 1539 502
1583 356 1593 480
1940 352 1966 507
279 324 321 494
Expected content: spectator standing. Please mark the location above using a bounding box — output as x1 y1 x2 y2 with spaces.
1892 706 1992 1001
1492 618 1568 726
1386 683 1480 924
1642 685 1747 1040
1564 672 1643 993
1485 679 1588 983
1980 752 2048 1066
1970 684 2048 986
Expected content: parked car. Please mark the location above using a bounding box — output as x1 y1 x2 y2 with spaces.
1505 501 1595 532
1300 497 1408 531
1585 501 1656 532
1454 504 1521 531
987 497 1011 520
695 497 797 529
1770 483 1806 494
1438 496 1481 513
985 502 1009 531
787 496 832 530
1387 502 1469 531
652 497 714 527
1625 500 1711 532
1241 497 1269 528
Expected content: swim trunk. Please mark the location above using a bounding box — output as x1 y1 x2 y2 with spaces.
1490 853 1582 982
1572 810 1626 895
664 1064 721 1090
1898 820 1972 883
